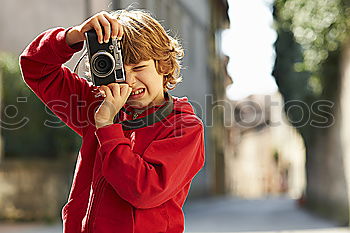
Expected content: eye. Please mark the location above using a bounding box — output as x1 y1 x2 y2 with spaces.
133 65 146 71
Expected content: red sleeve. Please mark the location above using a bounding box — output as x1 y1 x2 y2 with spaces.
19 27 98 137
94 115 205 209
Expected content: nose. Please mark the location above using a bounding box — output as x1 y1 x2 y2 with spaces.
125 72 136 87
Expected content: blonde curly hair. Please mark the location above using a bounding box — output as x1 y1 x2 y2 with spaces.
111 9 184 91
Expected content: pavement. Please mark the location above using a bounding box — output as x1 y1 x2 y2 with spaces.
182 196 349 233
0 196 349 233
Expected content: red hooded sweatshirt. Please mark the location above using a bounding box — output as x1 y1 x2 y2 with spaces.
19 28 205 233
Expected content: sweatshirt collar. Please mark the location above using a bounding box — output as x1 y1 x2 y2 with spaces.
114 92 174 130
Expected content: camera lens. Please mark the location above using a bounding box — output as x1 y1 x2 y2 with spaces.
91 51 115 78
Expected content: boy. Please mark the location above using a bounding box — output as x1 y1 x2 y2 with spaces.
20 9 204 233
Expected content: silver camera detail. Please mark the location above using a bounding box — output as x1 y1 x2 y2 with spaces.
85 30 126 86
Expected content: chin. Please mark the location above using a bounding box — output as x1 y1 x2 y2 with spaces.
126 100 147 109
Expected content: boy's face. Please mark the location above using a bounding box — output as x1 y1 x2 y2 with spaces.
124 59 165 109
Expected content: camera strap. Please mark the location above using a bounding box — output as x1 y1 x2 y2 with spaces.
114 92 177 131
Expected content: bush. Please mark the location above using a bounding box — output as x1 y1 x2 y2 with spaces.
0 52 80 159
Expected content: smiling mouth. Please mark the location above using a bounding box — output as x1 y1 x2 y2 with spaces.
130 88 145 96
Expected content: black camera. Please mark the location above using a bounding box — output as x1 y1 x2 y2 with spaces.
85 29 126 86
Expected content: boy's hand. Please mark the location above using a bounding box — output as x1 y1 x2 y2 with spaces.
66 11 123 46
94 83 132 129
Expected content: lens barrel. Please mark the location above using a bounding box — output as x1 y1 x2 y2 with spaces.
91 51 116 78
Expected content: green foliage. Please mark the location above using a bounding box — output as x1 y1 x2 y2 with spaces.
275 0 350 72
0 52 80 158
273 0 349 145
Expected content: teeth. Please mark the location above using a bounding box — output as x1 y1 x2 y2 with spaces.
131 89 144 95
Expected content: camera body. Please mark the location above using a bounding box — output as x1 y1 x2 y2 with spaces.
85 29 126 86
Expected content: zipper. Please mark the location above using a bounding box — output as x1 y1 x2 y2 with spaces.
87 177 106 233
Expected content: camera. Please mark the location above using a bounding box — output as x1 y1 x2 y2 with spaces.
85 29 126 86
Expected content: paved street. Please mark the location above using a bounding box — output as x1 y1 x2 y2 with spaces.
183 196 349 232
0 196 349 233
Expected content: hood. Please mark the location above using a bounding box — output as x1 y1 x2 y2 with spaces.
115 94 197 130
172 96 196 115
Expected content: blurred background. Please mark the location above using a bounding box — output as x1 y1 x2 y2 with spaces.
0 0 350 232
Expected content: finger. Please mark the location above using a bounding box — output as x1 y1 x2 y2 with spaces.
108 83 121 98
79 23 93 37
99 85 113 99
90 18 103 44
117 24 124 40
103 13 121 40
98 14 111 43
96 90 106 98
119 84 132 98
97 86 106 97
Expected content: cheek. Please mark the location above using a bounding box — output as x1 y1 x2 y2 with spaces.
155 74 165 90
152 69 165 87
142 73 164 92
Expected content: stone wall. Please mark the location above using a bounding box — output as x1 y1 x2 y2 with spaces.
295 40 350 225
0 0 85 55
302 40 350 225
341 39 350 225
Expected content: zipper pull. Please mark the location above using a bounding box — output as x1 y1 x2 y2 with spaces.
133 112 139 120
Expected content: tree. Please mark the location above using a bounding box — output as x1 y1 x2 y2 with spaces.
273 0 350 224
